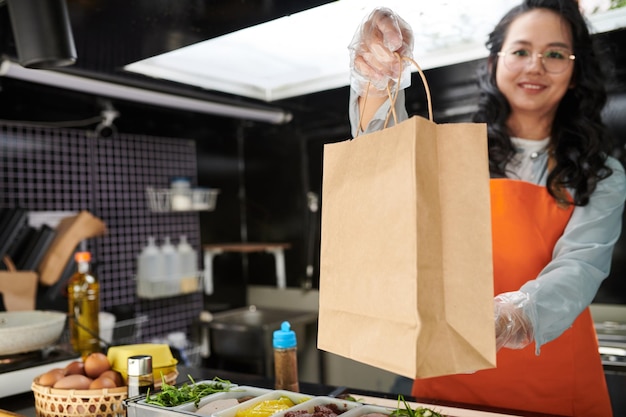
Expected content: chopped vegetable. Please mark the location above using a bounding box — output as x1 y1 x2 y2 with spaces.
389 395 444 417
145 375 235 408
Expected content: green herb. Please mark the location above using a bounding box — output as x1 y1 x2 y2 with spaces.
144 375 235 408
340 394 359 402
389 395 444 417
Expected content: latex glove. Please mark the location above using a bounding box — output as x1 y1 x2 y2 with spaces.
348 7 414 97
494 291 537 351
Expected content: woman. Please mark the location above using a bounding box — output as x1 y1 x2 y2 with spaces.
349 1 626 415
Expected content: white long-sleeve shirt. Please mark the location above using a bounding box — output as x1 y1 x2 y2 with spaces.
349 88 626 350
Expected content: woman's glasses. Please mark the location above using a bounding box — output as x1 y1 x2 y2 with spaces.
497 48 575 74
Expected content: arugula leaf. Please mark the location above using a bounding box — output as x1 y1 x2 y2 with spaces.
389 395 444 417
145 375 235 408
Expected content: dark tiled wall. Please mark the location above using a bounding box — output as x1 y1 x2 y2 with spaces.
0 122 203 341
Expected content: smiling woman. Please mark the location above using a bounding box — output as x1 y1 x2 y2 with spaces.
348 0 626 415
494 8 577 139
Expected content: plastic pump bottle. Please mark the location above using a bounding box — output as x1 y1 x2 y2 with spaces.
137 237 160 280
161 236 180 293
273 321 299 392
177 235 197 282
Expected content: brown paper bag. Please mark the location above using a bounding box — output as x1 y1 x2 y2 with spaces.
318 61 496 379
37 210 107 285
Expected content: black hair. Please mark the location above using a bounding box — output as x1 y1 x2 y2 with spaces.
472 0 613 206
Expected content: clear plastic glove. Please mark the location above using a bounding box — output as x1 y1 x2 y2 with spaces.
494 291 537 351
348 7 414 97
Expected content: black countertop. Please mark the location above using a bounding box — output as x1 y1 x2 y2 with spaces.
0 366 562 417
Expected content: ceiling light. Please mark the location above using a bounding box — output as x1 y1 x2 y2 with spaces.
6 0 76 68
0 60 292 124
123 0 519 102
124 0 626 102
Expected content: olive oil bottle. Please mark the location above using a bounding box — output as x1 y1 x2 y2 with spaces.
68 251 101 358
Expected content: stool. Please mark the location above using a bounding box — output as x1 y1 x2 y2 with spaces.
203 243 291 294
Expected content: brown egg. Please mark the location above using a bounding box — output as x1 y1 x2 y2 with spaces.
53 374 93 389
99 369 124 387
84 352 111 378
89 375 117 389
64 360 86 376
37 368 66 387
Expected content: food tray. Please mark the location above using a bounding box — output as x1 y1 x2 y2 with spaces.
125 387 310 417
272 396 361 417
341 404 397 417
213 389 312 417
126 379 242 417
179 386 271 414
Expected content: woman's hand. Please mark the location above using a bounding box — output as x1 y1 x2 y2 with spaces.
494 291 537 351
349 7 414 97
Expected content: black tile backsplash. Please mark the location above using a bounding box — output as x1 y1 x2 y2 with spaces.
0 122 203 342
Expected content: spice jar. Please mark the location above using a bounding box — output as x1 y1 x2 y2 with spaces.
127 355 154 397
273 321 299 392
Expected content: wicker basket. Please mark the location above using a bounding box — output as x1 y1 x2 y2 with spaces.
31 371 178 417
31 379 127 417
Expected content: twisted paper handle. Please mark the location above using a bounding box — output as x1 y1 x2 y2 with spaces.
358 54 433 133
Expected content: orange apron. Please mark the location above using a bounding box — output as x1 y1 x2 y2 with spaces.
411 179 612 417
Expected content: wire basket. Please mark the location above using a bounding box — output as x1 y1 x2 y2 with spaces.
184 343 203 367
145 187 219 212
32 379 127 417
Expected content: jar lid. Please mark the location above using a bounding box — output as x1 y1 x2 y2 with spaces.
127 355 153 376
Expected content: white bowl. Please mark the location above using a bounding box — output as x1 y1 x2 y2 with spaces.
0 310 66 355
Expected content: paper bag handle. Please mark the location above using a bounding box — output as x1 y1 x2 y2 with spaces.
2 256 17 272
358 54 434 132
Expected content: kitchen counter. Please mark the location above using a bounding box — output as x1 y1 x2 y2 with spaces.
1 366 563 417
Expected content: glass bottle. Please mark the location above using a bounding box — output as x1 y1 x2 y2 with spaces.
273 321 299 392
127 355 154 397
67 251 100 358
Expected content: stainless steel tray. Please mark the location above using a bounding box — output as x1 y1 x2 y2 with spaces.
124 385 361 417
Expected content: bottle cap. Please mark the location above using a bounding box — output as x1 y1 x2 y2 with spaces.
127 355 153 376
170 177 191 188
74 251 91 263
273 321 297 349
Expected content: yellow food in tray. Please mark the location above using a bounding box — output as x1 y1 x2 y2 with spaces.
235 396 298 417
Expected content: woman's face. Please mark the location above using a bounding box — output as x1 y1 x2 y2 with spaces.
496 8 575 121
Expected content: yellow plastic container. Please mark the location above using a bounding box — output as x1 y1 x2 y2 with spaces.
107 343 178 383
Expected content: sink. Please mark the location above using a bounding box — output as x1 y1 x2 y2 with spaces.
207 305 318 377
210 305 316 330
